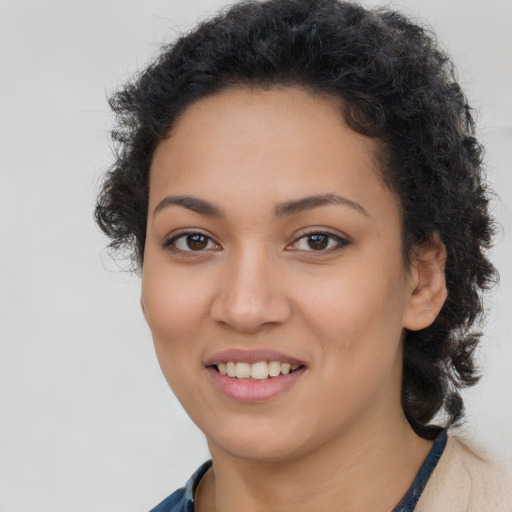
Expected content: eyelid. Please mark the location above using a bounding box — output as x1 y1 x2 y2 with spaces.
162 228 221 253
286 228 351 252
161 227 350 254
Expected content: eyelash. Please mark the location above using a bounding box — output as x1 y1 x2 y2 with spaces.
287 229 350 253
163 229 220 254
162 229 350 255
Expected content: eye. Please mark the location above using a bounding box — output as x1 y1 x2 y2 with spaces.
289 231 349 252
164 231 220 252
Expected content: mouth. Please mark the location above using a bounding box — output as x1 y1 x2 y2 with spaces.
205 350 307 402
211 361 305 380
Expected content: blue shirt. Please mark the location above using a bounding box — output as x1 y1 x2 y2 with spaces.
149 430 447 512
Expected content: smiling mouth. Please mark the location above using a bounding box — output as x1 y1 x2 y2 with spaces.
212 361 304 380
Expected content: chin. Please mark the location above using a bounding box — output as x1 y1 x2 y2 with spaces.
204 417 318 463
216 437 307 463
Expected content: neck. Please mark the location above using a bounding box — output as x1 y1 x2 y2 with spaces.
197 411 432 512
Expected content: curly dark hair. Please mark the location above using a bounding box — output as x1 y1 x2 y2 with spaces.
95 0 497 439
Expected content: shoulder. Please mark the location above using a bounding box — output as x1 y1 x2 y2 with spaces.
416 431 512 512
148 487 189 512
148 461 212 512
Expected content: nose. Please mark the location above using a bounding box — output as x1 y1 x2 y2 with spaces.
210 247 293 333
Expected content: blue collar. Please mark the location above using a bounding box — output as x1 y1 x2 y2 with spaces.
150 429 447 512
392 429 447 511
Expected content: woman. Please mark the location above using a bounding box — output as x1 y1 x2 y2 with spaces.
95 0 510 510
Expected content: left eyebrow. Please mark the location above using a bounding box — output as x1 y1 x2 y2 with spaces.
275 193 369 217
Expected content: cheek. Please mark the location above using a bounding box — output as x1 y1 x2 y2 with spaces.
141 266 212 363
300 272 406 429
142 275 208 409
298 259 407 380
302 269 401 338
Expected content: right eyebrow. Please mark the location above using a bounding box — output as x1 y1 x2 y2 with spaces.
153 195 225 218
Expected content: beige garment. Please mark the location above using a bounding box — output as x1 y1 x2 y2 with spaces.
415 434 512 512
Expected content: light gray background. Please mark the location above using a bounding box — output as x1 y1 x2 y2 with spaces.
0 1 510 511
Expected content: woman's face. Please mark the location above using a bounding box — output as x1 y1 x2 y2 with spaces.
142 87 420 461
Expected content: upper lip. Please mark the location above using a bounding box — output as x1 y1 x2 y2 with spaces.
204 349 306 367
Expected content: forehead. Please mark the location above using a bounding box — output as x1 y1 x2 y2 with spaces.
149 86 395 219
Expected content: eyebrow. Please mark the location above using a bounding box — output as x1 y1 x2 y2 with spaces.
153 195 225 218
275 193 369 217
153 193 368 218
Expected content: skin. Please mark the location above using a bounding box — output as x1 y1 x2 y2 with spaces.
141 87 448 512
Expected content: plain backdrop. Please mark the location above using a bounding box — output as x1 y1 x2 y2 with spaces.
0 1 511 511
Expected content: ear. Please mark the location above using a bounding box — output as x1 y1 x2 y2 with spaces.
403 233 448 331
140 295 147 319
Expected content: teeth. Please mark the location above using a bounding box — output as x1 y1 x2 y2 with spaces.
226 361 236 377
216 360 301 379
281 363 291 375
250 361 268 379
235 362 251 379
268 361 281 377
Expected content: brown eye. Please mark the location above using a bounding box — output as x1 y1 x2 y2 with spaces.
165 232 219 252
187 234 209 250
290 231 349 252
307 234 329 250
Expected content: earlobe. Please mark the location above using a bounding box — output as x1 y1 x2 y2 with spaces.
403 233 448 331
140 296 147 319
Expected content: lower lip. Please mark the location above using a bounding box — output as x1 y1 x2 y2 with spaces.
206 367 306 402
